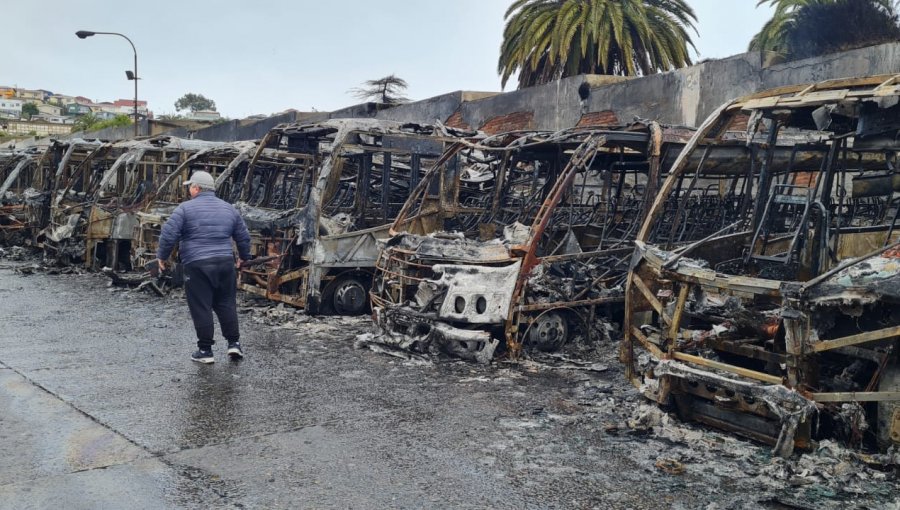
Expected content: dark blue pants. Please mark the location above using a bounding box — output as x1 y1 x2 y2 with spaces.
184 256 240 350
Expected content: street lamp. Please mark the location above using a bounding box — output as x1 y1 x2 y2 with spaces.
75 30 140 137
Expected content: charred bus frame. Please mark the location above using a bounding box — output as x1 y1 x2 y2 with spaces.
622 75 900 454
369 124 694 362
233 119 468 315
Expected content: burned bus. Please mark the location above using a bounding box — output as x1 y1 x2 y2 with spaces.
85 136 230 271
132 140 256 272
231 119 470 315
368 123 693 362
0 145 46 244
622 75 900 454
35 138 113 263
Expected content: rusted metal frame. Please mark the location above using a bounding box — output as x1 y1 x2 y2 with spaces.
571 264 627 301
671 351 783 385
747 122 782 236
637 243 783 295
353 151 373 221
735 145 757 220
663 220 744 270
241 131 277 202
373 258 428 284
440 205 494 215
385 253 431 270
865 345 893 392
372 265 427 286
377 250 415 306
681 273 782 298
639 123 663 228
275 267 306 284
517 295 622 313
810 325 900 353
705 337 786 365
630 325 665 359
810 392 900 403
381 151 392 222
488 151 512 224
409 153 421 197
745 184 797 265
835 144 851 227
812 137 843 269
776 144 800 189
597 147 626 250
667 284 690 352
240 280 306 307
596 160 615 251
258 160 286 208
251 158 314 170
758 141 817 260
666 146 710 249
390 142 464 234
385 246 417 256
882 160 900 244
630 272 673 326
56 145 108 207
637 102 734 243
529 246 632 263
141 154 196 209
370 293 391 309
504 135 605 357
294 164 314 209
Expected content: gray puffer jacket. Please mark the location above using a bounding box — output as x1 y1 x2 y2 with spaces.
156 191 251 265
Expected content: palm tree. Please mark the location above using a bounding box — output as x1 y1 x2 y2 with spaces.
750 0 900 60
498 0 698 89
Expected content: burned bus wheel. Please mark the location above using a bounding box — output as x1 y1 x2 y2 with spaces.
332 276 369 316
525 311 569 352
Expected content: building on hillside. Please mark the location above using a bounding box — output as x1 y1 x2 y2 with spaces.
16 89 49 102
74 96 93 105
0 119 72 136
49 94 76 106
113 99 149 119
33 114 73 125
65 103 93 116
0 99 23 117
187 110 221 121
37 103 62 116
91 102 119 116
94 110 119 120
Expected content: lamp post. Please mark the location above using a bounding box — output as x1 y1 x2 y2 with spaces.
75 30 139 137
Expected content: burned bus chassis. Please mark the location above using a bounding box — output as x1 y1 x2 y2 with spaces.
622 75 900 454
371 124 695 362
233 119 469 315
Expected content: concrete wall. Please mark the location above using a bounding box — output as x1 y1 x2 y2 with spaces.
329 102 390 119
67 119 150 141
166 111 329 142
371 91 499 125
443 42 900 132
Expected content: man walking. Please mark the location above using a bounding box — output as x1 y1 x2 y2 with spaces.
157 170 251 363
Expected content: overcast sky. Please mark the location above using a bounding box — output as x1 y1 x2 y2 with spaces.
5 0 775 118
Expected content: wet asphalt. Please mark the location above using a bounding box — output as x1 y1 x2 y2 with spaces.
0 262 898 509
